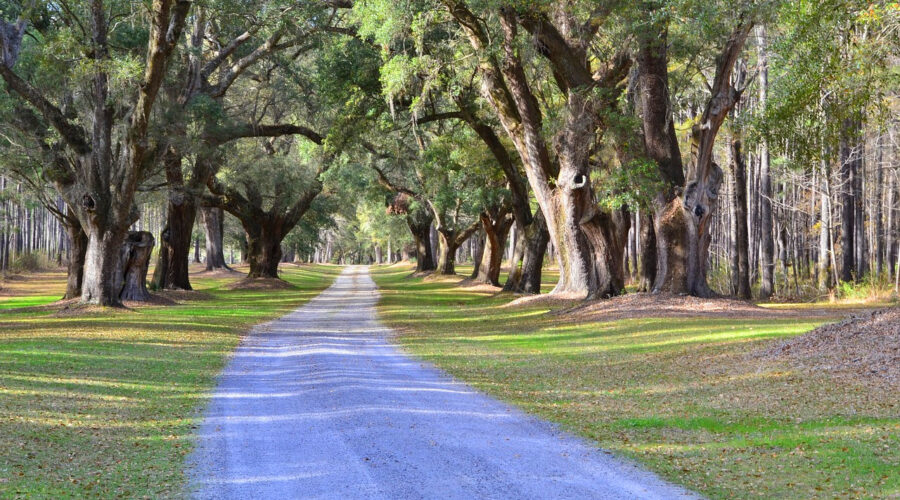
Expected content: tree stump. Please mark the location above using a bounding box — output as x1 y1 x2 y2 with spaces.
119 231 155 302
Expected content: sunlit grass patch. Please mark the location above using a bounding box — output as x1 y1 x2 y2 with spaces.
371 264 900 499
0 295 61 309
0 264 340 498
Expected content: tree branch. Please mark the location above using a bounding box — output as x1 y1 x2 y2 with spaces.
0 18 91 155
209 30 288 98
515 9 594 90
200 27 259 80
371 164 419 198
208 123 325 146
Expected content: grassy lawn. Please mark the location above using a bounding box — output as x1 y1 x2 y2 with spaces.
372 265 900 499
0 264 340 498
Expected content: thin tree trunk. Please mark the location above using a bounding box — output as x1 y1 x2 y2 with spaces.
469 230 485 279
853 134 867 279
886 168 895 281
840 121 857 282
818 159 833 291
875 134 885 275
757 28 775 298
732 139 751 298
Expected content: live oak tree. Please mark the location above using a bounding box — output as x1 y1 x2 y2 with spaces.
0 103 88 298
437 1 634 298
0 0 191 305
371 130 504 276
149 0 349 290
206 134 337 279
202 24 381 280
634 1 754 297
352 1 551 291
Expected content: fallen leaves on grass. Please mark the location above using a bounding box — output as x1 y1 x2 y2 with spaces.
225 277 296 290
759 307 900 387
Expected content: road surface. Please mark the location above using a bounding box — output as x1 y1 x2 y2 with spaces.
187 266 698 499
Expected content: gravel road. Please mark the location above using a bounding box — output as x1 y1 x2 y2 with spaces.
187 266 699 499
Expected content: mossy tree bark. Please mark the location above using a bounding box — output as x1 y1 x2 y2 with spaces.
62 208 87 300
435 219 481 275
474 206 514 286
444 2 632 298
405 208 437 273
0 1 191 306
636 9 753 297
201 206 230 271
119 231 155 302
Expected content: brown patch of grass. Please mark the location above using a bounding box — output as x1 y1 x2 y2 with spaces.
190 268 244 278
155 289 215 302
0 270 67 298
225 277 297 290
760 307 900 388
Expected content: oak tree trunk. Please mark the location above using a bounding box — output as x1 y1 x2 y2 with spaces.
201 206 230 270
652 162 723 299
502 224 525 285
503 210 549 294
407 212 436 272
579 205 630 299
637 14 751 298
436 230 459 275
475 211 513 286
639 214 657 292
539 94 627 299
246 223 284 279
469 231 485 279
63 209 87 300
119 231 155 302
517 211 550 294
151 195 195 290
81 224 128 306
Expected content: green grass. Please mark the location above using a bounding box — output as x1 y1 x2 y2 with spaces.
0 265 341 498
0 295 61 310
372 265 900 499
